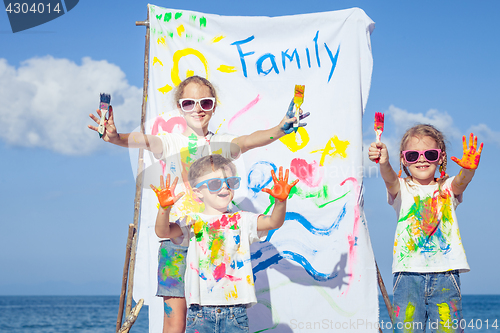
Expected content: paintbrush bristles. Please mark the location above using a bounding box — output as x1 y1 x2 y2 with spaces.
100 93 111 104
374 112 384 130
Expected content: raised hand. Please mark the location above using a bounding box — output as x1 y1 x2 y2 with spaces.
88 106 119 142
451 133 484 170
261 166 299 201
150 175 185 208
280 98 310 134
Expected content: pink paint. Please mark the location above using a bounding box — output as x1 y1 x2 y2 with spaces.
289 158 323 187
228 95 261 129
340 177 360 295
151 116 187 175
213 263 226 281
394 305 400 317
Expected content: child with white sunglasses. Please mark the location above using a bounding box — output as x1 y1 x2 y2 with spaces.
368 124 483 333
88 75 309 333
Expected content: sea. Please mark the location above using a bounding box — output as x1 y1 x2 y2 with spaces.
0 295 499 332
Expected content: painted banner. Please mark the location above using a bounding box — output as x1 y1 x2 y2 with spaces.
132 5 377 332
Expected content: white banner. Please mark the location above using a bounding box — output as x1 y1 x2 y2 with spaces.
133 5 378 332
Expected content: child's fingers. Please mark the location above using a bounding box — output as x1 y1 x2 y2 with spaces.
174 192 185 202
284 168 289 183
299 112 310 120
462 135 467 152
279 167 284 181
468 133 474 150
261 188 272 195
165 174 171 188
477 142 484 155
290 179 299 187
298 122 307 127
150 184 159 194
450 156 459 164
270 169 278 183
171 176 179 189
159 175 165 189
473 134 478 151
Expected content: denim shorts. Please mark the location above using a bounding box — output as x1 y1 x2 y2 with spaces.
186 304 249 333
156 240 188 298
392 271 463 333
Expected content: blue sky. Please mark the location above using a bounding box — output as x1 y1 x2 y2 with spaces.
1 0 499 297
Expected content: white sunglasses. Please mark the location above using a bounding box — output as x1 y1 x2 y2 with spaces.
178 97 215 112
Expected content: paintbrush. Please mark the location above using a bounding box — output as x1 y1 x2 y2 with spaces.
97 93 111 138
293 85 305 132
374 112 384 163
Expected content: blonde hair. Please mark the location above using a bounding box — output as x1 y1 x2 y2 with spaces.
399 124 449 195
173 75 218 109
188 155 236 188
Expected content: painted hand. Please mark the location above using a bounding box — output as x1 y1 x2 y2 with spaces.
261 166 299 201
150 174 185 208
281 98 310 134
451 133 484 169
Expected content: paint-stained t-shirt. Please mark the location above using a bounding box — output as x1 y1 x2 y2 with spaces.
389 177 469 274
180 211 267 306
156 132 237 238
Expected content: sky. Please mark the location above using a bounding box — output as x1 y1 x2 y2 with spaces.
1 0 499 299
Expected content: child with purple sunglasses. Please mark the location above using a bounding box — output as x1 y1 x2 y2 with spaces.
368 124 483 333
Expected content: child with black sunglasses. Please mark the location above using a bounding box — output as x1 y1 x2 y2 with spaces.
88 75 309 333
368 124 483 333
151 154 298 333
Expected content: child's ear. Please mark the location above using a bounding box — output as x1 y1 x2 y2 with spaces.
192 187 204 200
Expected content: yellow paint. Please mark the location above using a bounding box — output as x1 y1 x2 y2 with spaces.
279 127 310 152
217 65 237 73
157 37 166 45
186 69 194 77
193 220 204 234
211 35 225 43
171 48 210 86
437 303 452 333
246 275 254 286
212 148 223 155
215 120 225 134
176 24 185 37
310 135 350 166
442 288 450 292
153 57 163 67
158 84 173 94
225 284 238 300
394 240 398 254
404 302 415 331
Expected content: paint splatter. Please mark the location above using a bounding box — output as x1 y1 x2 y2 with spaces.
228 95 261 129
164 302 173 317
153 57 163 66
217 65 238 73
279 127 310 152
290 158 324 187
212 35 225 43
437 302 453 333
310 135 350 166
158 84 173 94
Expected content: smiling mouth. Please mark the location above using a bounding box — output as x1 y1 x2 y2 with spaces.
218 192 230 198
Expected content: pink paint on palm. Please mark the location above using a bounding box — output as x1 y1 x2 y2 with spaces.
228 95 261 129
340 177 360 294
290 158 323 187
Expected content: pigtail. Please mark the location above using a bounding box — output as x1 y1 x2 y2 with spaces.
436 159 449 198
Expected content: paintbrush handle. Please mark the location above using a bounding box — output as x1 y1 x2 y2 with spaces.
97 108 107 137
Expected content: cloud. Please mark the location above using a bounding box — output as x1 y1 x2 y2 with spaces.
0 56 142 155
386 105 461 141
467 124 500 147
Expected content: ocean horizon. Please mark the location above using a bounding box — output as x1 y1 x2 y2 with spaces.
1 295 499 332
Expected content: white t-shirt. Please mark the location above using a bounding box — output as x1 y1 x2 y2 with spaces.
156 132 237 228
180 211 267 306
389 177 469 273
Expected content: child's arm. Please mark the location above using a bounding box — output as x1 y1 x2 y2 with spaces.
88 106 163 154
450 133 483 195
150 175 185 238
232 99 310 154
368 141 400 197
257 167 299 231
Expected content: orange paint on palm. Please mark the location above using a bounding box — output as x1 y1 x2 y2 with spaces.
451 133 483 170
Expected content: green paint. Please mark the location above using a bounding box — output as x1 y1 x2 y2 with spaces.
175 12 182 20
189 15 196 23
164 12 172 22
156 14 162 20
270 137 274 139
200 17 207 28
167 31 174 38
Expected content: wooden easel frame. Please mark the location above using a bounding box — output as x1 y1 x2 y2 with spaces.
115 6 394 332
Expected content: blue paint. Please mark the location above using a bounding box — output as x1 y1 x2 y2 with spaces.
231 36 256 77
313 30 321 67
306 48 311 68
265 204 347 241
324 43 340 82
247 161 277 195
252 251 339 282
164 302 173 317
234 234 240 245
257 53 279 75
282 49 301 70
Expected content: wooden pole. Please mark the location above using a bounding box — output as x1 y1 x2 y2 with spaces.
116 224 136 333
376 261 394 323
125 7 150 315
118 299 145 333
